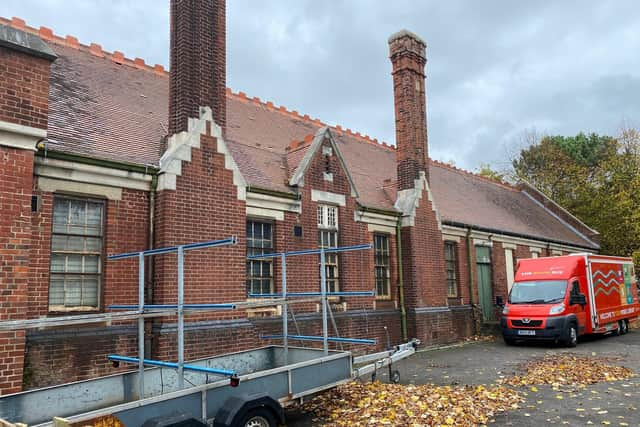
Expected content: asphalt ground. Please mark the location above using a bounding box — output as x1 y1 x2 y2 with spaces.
286 329 640 426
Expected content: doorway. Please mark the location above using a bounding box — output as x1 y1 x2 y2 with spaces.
476 245 494 322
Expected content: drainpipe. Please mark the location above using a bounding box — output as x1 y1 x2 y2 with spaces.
144 174 157 358
396 218 407 341
466 227 479 334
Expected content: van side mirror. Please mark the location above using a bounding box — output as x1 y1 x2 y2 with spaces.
570 293 586 306
495 296 504 307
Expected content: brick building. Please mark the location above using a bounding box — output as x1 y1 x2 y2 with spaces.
0 1 600 394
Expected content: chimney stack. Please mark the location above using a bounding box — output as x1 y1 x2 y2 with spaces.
169 0 226 136
388 30 428 190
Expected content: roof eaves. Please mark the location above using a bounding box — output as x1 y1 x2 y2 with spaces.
442 220 600 251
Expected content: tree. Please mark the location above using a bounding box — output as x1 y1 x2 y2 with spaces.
511 130 640 257
477 163 506 182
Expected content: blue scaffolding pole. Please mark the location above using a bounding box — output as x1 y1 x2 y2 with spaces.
106 236 237 398
249 243 376 357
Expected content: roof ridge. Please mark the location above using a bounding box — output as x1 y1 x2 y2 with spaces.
429 158 517 191
225 88 395 153
0 16 169 76
2 15 397 154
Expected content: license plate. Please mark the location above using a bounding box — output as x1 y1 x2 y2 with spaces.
517 330 536 336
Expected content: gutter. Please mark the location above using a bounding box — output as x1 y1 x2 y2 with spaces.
145 174 157 358
396 218 408 341
357 204 402 217
246 185 300 200
442 220 598 251
36 146 160 175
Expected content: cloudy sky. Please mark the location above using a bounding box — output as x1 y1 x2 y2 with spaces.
4 1 640 170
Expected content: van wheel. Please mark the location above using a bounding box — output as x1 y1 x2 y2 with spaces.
503 337 516 346
614 321 623 336
620 320 629 335
564 324 577 347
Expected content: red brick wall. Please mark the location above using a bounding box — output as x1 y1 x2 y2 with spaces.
389 32 429 189
0 46 51 130
22 187 150 389
153 122 247 360
169 0 226 135
0 146 34 394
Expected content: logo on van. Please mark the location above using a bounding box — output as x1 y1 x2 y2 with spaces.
522 318 531 324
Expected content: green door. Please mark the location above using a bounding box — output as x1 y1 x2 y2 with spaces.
476 246 494 322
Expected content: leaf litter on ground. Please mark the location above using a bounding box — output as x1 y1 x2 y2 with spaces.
303 381 522 426
498 353 635 390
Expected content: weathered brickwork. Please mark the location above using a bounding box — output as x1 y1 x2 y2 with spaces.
0 46 52 130
169 0 226 135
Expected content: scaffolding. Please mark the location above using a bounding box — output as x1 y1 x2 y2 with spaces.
0 237 378 402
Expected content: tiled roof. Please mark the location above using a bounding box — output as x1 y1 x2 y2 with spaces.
1 16 598 249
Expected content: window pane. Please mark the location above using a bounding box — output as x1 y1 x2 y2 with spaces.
246 221 274 295
50 197 103 309
49 276 64 306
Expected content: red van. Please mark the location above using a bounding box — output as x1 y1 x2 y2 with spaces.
501 254 639 346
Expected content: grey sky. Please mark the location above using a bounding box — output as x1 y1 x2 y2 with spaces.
4 1 640 170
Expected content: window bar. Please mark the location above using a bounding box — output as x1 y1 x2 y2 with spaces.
138 252 145 399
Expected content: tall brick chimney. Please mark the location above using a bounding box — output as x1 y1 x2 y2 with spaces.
389 30 428 189
169 0 226 135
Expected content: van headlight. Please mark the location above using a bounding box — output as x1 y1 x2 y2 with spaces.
549 303 565 315
502 305 509 315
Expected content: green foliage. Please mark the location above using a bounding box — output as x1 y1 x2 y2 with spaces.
477 163 506 182
512 130 640 257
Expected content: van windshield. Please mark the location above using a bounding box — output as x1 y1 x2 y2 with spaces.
509 280 567 304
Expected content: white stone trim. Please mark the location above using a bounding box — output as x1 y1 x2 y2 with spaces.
37 176 122 200
289 127 359 197
354 209 398 234
366 223 397 235
473 238 493 247
246 206 284 221
440 224 593 255
323 172 333 182
529 246 543 254
0 120 46 151
551 250 563 256
394 171 443 229
443 234 461 243
35 157 153 191
158 107 247 200
246 191 301 214
311 189 346 206
501 242 517 250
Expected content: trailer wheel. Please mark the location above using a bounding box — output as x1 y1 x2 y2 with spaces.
564 324 577 347
390 370 401 384
237 408 277 427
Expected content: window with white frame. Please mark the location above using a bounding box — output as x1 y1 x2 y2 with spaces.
374 234 391 299
49 196 104 310
246 221 274 295
317 204 339 293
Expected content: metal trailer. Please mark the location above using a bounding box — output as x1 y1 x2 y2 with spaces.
0 238 419 427
0 341 418 427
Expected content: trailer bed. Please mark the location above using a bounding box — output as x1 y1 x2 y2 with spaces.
0 345 352 426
